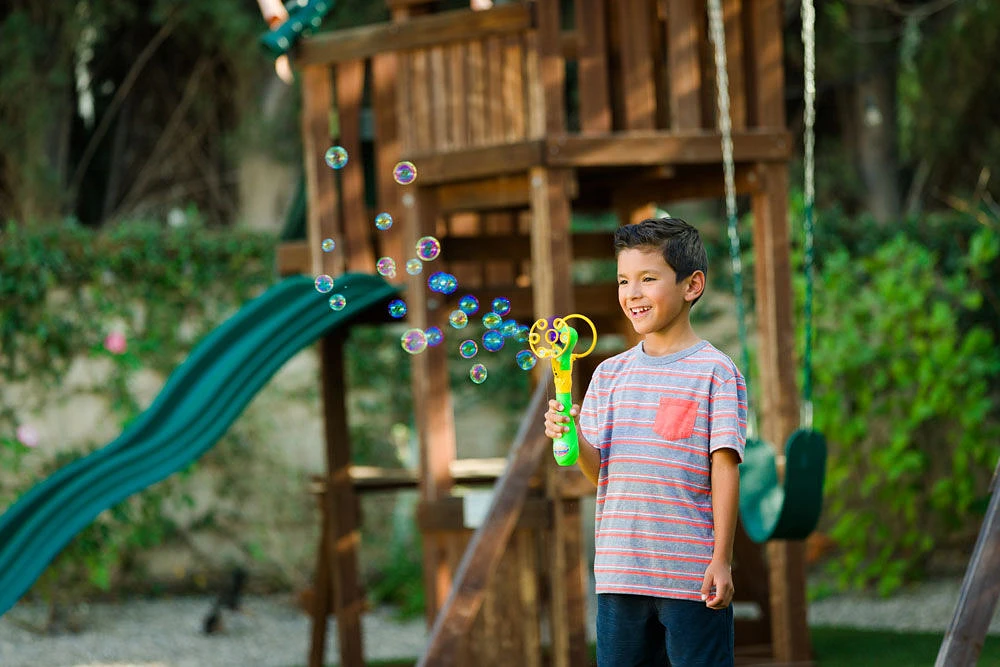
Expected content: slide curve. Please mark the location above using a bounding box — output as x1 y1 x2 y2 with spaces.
0 273 399 617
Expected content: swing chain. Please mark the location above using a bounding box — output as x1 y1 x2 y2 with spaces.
802 0 817 429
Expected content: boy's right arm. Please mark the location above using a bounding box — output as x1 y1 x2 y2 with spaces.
543 400 600 487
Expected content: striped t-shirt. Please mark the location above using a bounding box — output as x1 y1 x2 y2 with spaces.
579 340 747 601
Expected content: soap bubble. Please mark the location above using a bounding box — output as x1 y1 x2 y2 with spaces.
425 326 444 346
491 297 511 316
393 160 417 185
416 236 441 261
449 309 469 329
469 363 488 384
321 238 336 252
376 257 397 278
16 424 39 448
325 146 348 169
482 312 502 329
374 212 393 231
500 319 519 338
515 325 530 344
439 273 457 294
458 295 479 315
482 329 505 352
329 294 347 310
315 274 334 293
405 258 423 275
388 299 407 318
515 350 537 371
401 328 428 354
459 339 479 359
428 272 445 292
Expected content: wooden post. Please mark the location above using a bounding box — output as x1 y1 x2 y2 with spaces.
935 462 1000 667
318 333 365 667
301 64 342 276
335 59 376 273
751 162 812 664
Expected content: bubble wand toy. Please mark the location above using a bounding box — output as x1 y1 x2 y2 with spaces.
529 314 597 466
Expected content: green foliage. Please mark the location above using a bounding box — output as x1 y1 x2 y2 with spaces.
0 218 277 598
796 210 1000 595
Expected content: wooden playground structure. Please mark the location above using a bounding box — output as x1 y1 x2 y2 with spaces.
273 0 815 664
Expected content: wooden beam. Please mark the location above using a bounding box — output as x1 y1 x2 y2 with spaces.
300 65 341 277
545 130 791 166
935 461 1000 667
335 60 375 273
297 4 534 66
318 333 364 667
574 0 611 134
407 140 545 185
745 0 785 129
667 0 703 130
416 370 554 667
723 0 748 130
614 0 658 130
372 51 407 282
751 162 812 663
536 0 566 135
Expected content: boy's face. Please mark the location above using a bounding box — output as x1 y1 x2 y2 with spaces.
617 247 704 337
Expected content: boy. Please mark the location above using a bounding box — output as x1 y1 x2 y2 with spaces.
544 217 746 666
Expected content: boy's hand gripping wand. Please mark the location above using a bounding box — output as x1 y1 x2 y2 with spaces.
529 315 597 466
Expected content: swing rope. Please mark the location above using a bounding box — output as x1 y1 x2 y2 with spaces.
706 0 818 431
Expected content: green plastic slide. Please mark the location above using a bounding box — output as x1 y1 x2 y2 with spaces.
0 273 399 617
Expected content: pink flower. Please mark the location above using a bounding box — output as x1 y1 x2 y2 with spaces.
16 425 39 448
104 331 127 355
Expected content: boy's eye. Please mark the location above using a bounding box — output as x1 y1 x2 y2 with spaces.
642 276 656 282
617 279 627 286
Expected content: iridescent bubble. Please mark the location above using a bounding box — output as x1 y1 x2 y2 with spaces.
315 274 334 293
546 329 560 344
393 160 417 185
405 258 423 275
515 350 537 371
416 236 441 261
458 295 479 315
500 319 519 338
388 299 407 318
401 328 428 355
374 212 393 231
321 238 336 252
449 309 469 329
469 363 488 384
492 297 511 316
325 145 348 169
482 312 502 329
459 339 479 359
439 273 458 295
329 294 347 311
376 257 397 278
425 326 444 347
515 325 530 344
482 329 505 352
428 272 446 293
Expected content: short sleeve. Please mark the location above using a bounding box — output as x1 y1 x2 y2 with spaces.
708 372 748 461
578 366 609 449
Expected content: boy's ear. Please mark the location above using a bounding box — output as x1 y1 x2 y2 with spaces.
684 270 706 303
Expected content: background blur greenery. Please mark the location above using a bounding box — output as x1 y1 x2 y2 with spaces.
1 0 999 617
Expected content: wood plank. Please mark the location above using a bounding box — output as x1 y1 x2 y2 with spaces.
408 140 545 185
371 52 406 282
416 370 555 667
536 0 566 135
318 333 364 667
502 35 527 141
334 60 375 273
486 35 505 144
467 40 488 146
430 46 449 150
436 174 532 212
524 29 545 139
724 0 748 130
547 495 588 667
935 461 1000 667
573 0 611 133
614 0 658 130
410 48 431 154
308 487 332 666
751 162 811 664
417 497 553 531
746 0 785 128
517 530 543 667
300 65 342 278
529 167 575 319
546 130 790 166
667 0 703 130
447 43 469 148
297 4 534 66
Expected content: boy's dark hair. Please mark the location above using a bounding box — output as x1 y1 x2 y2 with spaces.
613 217 708 281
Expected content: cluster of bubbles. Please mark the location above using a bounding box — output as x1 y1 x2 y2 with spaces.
315 146 539 382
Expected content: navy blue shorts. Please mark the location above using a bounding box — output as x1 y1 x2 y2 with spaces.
596 593 734 666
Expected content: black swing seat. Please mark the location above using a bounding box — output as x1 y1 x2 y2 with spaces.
739 428 827 543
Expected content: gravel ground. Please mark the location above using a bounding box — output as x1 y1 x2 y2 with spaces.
1 579 998 667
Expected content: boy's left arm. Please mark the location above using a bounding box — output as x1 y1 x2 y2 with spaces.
701 447 740 609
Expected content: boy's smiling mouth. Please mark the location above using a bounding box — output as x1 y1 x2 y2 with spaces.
629 306 652 317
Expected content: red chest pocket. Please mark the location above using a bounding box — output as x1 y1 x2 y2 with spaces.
653 397 698 441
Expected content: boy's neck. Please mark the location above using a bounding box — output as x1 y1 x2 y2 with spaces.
641 324 702 357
